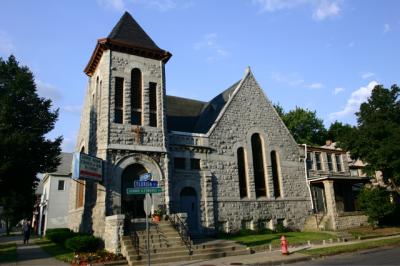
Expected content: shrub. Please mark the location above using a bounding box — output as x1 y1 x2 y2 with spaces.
65 236 100 252
275 223 291 233
46 228 76 246
257 228 275 234
358 187 396 227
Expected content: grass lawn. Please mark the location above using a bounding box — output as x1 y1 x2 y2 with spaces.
302 236 400 257
347 226 400 239
34 239 74 263
221 231 336 247
0 243 17 263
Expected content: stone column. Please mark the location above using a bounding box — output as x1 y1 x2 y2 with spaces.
323 180 338 230
202 171 215 235
104 214 125 254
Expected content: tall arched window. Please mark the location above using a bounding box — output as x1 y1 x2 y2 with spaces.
237 147 248 198
149 82 157 127
271 150 282 198
114 77 124 123
131 68 142 125
251 133 267 197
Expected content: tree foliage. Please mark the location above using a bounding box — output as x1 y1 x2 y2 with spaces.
340 84 400 192
0 55 62 232
327 121 353 144
274 105 327 146
358 186 395 227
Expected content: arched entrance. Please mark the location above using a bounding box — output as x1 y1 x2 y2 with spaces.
121 164 147 219
180 187 198 232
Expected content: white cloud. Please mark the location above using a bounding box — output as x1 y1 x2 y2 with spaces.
270 72 304 87
252 0 309 12
329 81 378 120
383 23 391 33
97 0 125 11
333 87 344 95
36 80 62 103
0 31 15 56
361 72 375 79
194 33 229 63
312 0 340 21
307 82 324 89
62 105 82 115
252 0 341 21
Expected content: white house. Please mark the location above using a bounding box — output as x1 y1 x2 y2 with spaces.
38 152 72 235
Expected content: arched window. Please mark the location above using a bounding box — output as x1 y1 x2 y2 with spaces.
271 150 282 198
149 82 157 127
114 77 124 123
237 147 248 198
251 133 267 197
131 68 142 125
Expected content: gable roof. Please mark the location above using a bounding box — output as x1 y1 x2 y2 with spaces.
108 12 163 52
84 12 172 76
166 80 240 133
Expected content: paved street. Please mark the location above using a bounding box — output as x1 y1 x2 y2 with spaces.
292 246 400 265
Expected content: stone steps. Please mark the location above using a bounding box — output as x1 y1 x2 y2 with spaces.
121 221 250 265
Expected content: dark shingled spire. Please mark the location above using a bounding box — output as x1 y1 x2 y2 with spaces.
108 11 162 51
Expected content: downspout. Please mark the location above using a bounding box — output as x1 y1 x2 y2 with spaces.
303 144 314 211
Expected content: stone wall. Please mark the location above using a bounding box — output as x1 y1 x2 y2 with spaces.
104 214 125 254
336 213 368 230
204 71 311 231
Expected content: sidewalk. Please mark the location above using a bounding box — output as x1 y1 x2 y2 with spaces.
0 236 69 266
157 234 400 266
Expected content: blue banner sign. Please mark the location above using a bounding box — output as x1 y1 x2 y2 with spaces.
134 180 158 188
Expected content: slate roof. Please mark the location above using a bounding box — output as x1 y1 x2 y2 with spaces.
51 152 73 176
108 11 163 52
166 80 240 133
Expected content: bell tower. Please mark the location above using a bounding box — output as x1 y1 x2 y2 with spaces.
81 11 172 158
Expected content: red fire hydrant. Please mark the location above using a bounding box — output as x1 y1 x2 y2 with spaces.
280 235 289 255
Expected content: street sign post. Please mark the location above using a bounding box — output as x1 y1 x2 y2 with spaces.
127 173 162 266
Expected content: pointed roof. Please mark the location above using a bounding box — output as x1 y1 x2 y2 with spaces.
84 12 172 76
108 12 162 52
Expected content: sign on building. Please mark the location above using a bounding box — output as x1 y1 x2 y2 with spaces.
72 152 103 182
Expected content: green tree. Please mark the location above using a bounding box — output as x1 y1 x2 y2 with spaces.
327 121 353 144
0 55 62 234
280 107 327 146
273 103 285 118
358 186 395 227
341 84 400 193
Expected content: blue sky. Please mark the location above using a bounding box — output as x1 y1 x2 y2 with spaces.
1 0 399 152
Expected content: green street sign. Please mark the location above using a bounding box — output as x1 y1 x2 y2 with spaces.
126 187 162 195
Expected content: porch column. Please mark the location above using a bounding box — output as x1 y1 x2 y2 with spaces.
323 180 338 230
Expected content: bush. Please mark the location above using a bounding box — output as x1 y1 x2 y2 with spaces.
65 236 100 252
358 187 396 227
275 223 291 233
46 228 76 246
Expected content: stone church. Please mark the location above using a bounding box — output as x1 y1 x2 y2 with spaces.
68 12 311 249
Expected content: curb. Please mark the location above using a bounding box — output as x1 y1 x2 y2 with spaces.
247 254 312 266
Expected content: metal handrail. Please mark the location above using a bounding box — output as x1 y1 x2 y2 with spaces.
126 219 140 256
170 214 193 255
